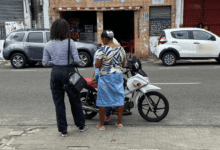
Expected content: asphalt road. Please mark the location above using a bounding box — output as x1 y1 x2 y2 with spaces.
0 59 220 127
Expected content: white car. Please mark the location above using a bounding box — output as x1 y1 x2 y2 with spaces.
155 28 220 66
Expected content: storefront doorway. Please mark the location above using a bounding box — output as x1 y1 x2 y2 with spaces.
103 11 134 53
61 11 97 42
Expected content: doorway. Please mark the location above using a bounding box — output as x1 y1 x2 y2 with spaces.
61 11 97 42
103 11 134 53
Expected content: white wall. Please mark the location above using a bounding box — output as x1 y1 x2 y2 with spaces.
43 0 50 28
23 0 31 28
175 0 184 28
0 40 4 59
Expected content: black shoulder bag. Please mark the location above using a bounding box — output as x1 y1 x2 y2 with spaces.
64 38 87 93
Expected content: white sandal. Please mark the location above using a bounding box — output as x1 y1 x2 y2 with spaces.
115 123 123 128
96 124 105 130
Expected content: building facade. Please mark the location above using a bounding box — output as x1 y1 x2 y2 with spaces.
0 0 26 40
0 0 50 40
49 0 176 58
175 0 220 36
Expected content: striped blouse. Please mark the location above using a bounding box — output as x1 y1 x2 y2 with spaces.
95 46 126 74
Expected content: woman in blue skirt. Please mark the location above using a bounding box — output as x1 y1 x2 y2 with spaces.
95 30 126 130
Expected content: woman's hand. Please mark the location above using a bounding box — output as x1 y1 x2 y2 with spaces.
122 59 126 67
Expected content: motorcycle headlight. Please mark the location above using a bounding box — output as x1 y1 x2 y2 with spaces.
134 62 139 69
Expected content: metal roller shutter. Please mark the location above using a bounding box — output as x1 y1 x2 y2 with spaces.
0 0 24 39
183 0 203 27
204 0 220 36
183 0 220 36
149 6 171 36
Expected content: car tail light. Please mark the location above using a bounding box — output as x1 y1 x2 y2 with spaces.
3 41 6 48
159 37 167 44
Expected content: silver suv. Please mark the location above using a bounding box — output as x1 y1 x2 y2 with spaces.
3 29 100 69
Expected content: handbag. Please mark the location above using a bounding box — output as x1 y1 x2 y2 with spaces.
65 37 87 93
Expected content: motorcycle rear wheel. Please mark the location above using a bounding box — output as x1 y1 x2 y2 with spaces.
138 91 169 122
80 92 98 119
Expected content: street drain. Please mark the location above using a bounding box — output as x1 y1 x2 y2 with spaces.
67 146 90 149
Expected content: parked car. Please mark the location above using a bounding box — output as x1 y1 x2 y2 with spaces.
3 29 101 69
155 28 220 66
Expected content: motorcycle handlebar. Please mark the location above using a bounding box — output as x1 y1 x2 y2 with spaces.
123 66 130 69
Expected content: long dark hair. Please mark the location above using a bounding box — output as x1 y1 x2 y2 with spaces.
50 18 70 41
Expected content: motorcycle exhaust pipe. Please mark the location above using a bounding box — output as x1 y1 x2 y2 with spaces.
82 105 99 112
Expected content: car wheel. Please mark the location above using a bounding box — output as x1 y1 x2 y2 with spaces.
28 61 38 67
78 52 91 67
162 52 176 66
215 59 220 63
10 53 27 69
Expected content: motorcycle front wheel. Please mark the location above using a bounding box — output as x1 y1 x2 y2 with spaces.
80 92 98 119
138 91 169 122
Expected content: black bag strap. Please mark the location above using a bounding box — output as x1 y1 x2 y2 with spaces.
67 38 79 76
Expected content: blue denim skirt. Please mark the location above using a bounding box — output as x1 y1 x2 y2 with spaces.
96 73 124 107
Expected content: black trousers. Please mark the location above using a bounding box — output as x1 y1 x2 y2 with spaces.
50 65 85 132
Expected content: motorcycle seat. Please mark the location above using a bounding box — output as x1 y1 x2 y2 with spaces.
84 77 98 88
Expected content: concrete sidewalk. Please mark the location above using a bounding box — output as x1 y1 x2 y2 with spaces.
0 125 220 150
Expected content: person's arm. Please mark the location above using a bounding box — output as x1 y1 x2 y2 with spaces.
70 39 80 64
42 46 53 66
121 47 126 67
95 58 102 68
122 59 126 67
92 71 95 78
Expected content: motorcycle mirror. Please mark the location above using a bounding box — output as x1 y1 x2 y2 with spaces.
129 52 131 59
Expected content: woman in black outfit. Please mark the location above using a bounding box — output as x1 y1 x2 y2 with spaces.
42 19 89 137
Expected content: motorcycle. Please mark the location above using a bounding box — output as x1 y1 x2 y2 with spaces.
80 56 169 122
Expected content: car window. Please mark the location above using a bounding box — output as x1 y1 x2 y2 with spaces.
171 31 189 39
26 32 43 43
193 31 214 40
10 34 14 40
46 32 50 42
158 31 166 45
12 33 25 42
6 33 15 40
159 31 166 39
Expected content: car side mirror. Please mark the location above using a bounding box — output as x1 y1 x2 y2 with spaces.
129 52 131 59
211 36 216 41
71 37 77 41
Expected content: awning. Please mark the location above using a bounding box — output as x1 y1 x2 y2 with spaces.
53 6 142 12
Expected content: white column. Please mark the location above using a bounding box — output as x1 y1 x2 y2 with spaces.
23 0 31 28
175 0 184 28
180 0 184 25
43 0 50 28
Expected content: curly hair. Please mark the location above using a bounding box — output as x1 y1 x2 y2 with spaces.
50 18 70 41
197 23 204 28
